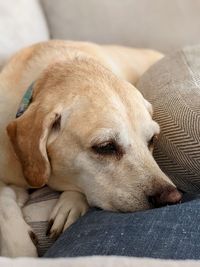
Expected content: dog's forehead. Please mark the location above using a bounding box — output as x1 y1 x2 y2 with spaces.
35 59 145 115
62 85 152 145
36 62 152 142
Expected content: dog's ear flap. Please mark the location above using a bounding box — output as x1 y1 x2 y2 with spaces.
6 106 61 187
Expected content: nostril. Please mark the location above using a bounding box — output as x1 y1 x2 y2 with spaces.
148 186 182 208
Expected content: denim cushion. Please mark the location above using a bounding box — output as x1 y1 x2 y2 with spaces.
44 196 200 259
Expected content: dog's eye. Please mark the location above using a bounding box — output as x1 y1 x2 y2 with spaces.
148 134 158 148
92 141 119 156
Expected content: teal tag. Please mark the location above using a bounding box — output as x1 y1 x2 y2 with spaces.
16 83 34 118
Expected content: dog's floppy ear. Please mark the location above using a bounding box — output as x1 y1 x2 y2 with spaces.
6 105 62 187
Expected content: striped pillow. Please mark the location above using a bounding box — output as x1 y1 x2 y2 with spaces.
23 187 60 256
137 46 200 193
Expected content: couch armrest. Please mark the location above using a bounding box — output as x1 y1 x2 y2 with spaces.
0 0 49 68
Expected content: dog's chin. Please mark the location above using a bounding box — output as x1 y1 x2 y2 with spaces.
88 197 151 213
110 203 151 213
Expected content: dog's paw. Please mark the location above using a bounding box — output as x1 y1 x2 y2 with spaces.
46 191 89 239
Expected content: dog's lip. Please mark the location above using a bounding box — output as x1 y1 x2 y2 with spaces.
87 198 120 212
91 202 119 212
106 199 151 213
91 200 153 213
87 191 154 212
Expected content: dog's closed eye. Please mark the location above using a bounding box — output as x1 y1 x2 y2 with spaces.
148 134 159 151
91 140 124 159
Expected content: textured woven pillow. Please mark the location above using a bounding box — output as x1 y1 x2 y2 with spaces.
137 46 200 193
23 187 60 256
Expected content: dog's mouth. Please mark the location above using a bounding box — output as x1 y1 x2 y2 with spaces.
87 185 182 213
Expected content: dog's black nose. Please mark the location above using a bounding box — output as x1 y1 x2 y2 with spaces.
148 186 182 207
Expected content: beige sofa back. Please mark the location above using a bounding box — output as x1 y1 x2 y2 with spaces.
41 0 200 53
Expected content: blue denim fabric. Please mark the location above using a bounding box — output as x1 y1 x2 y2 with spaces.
44 194 200 259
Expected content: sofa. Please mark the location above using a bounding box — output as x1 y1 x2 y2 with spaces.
1 0 200 266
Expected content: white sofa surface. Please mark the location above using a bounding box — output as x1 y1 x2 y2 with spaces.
1 256 200 267
0 0 49 69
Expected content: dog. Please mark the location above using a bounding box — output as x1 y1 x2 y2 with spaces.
0 40 182 257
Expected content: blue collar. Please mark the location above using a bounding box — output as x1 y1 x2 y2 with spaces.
16 83 34 118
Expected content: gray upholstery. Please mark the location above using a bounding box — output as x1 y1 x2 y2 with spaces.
41 0 200 53
137 46 200 193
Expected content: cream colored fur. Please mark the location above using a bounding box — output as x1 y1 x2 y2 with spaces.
0 40 175 257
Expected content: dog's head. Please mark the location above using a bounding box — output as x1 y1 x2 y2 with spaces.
7 57 181 211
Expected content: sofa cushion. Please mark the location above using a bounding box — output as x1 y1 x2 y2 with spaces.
0 0 49 70
23 190 198 257
44 198 200 259
137 46 200 193
41 0 200 53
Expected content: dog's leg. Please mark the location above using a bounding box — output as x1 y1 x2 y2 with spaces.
0 182 37 257
47 191 89 239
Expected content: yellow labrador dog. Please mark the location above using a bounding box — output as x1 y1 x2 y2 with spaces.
0 40 182 257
